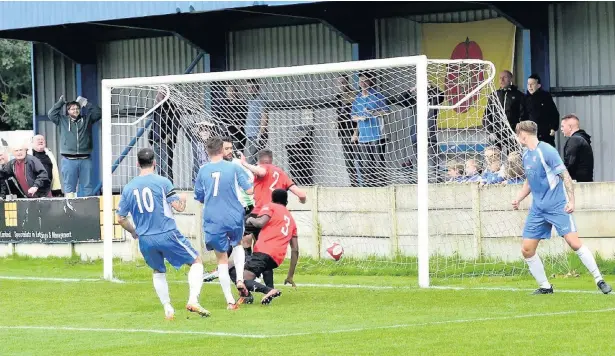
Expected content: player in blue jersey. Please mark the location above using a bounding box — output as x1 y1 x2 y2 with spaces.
512 121 611 295
116 148 210 320
195 137 254 309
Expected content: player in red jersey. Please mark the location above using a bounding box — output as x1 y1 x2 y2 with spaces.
239 148 306 288
238 189 299 305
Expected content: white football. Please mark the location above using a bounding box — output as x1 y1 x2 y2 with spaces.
326 242 344 261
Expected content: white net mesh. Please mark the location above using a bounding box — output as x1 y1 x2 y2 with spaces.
106 57 570 283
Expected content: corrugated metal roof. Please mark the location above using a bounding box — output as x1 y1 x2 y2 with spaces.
0 1 317 31
409 9 499 23
33 43 77 116
549 2 615 87
555 95 615 182
375 17 422 59
228 23 352 70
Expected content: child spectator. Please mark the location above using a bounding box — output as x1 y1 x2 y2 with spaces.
480 146 505 185
462 159 482 183
446 160 465 183
503 151 525 184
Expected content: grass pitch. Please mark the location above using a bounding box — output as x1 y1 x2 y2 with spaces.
0 256 613 355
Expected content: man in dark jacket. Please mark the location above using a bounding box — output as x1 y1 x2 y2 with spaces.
482 70 526 153
561 114 594 182
525 74 560 147
148 90 181 182
0 143 50 198
48 95 102 197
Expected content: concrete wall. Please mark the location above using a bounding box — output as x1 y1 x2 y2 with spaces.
1 183 615 264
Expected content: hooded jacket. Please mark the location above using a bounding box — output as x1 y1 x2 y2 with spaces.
563 130 594 182
47 99 102 156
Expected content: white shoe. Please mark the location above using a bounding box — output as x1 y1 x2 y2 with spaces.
164 303 175 320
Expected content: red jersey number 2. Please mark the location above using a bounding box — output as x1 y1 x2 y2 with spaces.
281 215 291 235
269 171 280 191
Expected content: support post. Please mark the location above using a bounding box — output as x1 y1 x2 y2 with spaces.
311 186 321 259
101 82 113 281
471 183 483 259
416 55 430 288
389 185 399 257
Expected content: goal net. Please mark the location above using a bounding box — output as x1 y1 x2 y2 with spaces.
101 56 570 285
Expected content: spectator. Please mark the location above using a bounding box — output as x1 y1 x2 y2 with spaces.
561 114 594 182
47 95 101 197
483 70 526 153
0 142 50 198
27 135 62 197
445 160 465 183
480 146 505 185
212 85 248 152
244 80 268 164
503 151 525 184
351 73 390 187
335 74 359 187
148 90 180 182
0 149 10 198
525 74 560 147
462 159 481 183
388 84 444 175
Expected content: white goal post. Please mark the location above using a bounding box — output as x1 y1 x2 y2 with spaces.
101 55 527 287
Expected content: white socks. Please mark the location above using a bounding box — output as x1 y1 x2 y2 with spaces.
525 254 551 289
153 273 171 305
187 263 204 305
576 245 603 283
232 246 246 283
217 264 236 304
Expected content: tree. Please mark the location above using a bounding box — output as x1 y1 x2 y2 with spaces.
0 39 32 131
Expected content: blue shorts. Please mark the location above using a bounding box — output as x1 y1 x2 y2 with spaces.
522 205 577 239
138 230 198 273
205 225 245 253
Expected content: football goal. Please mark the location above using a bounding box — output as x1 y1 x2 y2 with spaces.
101 55 570 286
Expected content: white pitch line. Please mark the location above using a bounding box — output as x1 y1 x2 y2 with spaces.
0 325 266 339
1 275 612 296
272 308 615 338
0 276 100 282
2 308 613 339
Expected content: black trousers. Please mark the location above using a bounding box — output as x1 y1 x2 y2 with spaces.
339 136 359 187
358 139 387 187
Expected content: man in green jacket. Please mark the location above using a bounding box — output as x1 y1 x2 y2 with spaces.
47 95 102 197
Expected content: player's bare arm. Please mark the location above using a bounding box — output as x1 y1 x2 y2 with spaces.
512 179 531 210
284 236 299 288
560 170 575 213
289 185 307 204
170 192 187 212
117 215 138 240
239 152 267 177
246 214 271 229
352 115 366 122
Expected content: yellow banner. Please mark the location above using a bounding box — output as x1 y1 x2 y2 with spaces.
422 18 516 128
